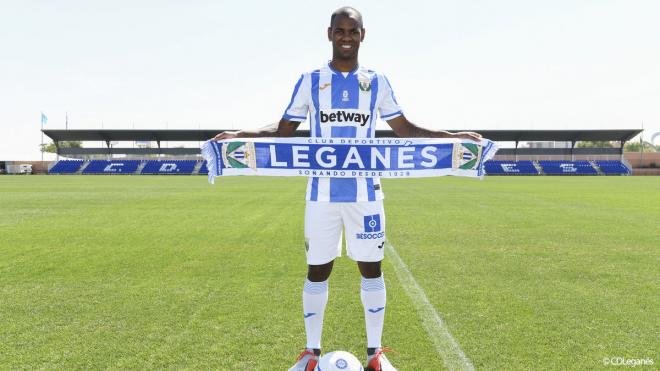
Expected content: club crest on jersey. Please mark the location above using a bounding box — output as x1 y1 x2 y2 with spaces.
342 90 349 102
452 142 482 170
358 79 371 92
222 141 257 170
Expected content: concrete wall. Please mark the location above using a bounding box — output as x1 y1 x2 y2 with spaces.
624 152 660 168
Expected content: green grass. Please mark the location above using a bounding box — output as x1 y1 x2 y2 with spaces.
0 175 658 370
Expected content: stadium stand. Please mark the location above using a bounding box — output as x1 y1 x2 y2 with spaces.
140 160 196 174
41 129 643 176
484 161 539 175
538 160 597 175
198 161 209 175
82 160 141 174
596 160 631 175
49 159 632 176
48 160 84 174
48 158 632 177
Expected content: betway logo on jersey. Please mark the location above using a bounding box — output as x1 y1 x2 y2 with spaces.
320 109 370 126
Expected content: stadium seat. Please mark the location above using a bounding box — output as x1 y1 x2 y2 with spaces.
140 160 196 174
538 161 597 175
82 160 141 174
595 160 630 175
484 161 539 175
49 160 84 174
198 161 209 175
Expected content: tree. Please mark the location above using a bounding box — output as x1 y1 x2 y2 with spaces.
575 141 615 148
624 141 657 152
39 141 82 153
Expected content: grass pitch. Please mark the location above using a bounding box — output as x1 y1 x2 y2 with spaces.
0 175 658 370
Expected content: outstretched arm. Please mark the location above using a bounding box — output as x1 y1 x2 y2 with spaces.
386 115 482 142
213 119 301 140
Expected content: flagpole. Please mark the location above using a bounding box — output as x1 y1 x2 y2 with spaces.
41 113 44 162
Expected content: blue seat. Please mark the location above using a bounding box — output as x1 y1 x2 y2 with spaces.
596 160 630 175
198 161 209 175
538 161 597 175
49 160 84 174
82 160 141 174
141 160 196 174
485 161 539 175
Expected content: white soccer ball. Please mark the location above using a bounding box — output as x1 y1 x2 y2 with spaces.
316 351 363 371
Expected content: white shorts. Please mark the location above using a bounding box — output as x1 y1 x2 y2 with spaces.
304 200 386 265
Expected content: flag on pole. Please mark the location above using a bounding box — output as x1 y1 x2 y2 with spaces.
41 112 48 126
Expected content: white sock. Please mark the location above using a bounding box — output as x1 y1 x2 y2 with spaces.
303 279 328 349
361 275 386 348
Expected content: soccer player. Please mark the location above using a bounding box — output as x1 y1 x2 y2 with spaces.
214 7 481 371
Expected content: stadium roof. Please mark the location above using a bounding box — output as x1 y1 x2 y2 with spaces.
43 129 642 143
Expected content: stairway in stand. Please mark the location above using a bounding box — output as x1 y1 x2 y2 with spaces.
192 160 204 175
532 161 545 175
589 160 604 175
76 161 90 174
134 161 147 174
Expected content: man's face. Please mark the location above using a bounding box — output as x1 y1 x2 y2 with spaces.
328 15 364 60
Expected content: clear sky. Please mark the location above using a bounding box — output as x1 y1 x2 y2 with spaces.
1 0 659 160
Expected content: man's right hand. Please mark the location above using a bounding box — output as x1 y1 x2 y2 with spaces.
212 131 239 141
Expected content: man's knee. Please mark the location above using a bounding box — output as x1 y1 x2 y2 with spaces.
307 261 334 282
357 261 382 278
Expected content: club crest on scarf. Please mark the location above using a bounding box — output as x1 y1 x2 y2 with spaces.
221 141 257 170
452 142 482 170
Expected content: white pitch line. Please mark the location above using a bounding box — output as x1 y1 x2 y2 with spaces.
386 243 475 371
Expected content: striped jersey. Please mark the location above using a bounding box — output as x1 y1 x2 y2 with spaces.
282 62 403 202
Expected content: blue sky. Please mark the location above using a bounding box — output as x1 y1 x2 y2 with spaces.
1 0 659 160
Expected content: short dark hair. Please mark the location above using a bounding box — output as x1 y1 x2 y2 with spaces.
330 6 363 29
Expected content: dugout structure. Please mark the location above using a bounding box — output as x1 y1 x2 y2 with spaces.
43 129 641 161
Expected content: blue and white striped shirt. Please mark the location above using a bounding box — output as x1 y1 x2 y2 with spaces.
283 63 403 202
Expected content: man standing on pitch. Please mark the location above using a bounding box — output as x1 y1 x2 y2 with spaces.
214 7 481 371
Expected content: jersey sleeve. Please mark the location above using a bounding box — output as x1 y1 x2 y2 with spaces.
377 74 403 120
282 73 310 122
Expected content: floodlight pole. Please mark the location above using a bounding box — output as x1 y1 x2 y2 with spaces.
571 141 576 161
514 141 519 162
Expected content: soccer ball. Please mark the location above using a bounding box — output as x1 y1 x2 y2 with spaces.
316 351 363 371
